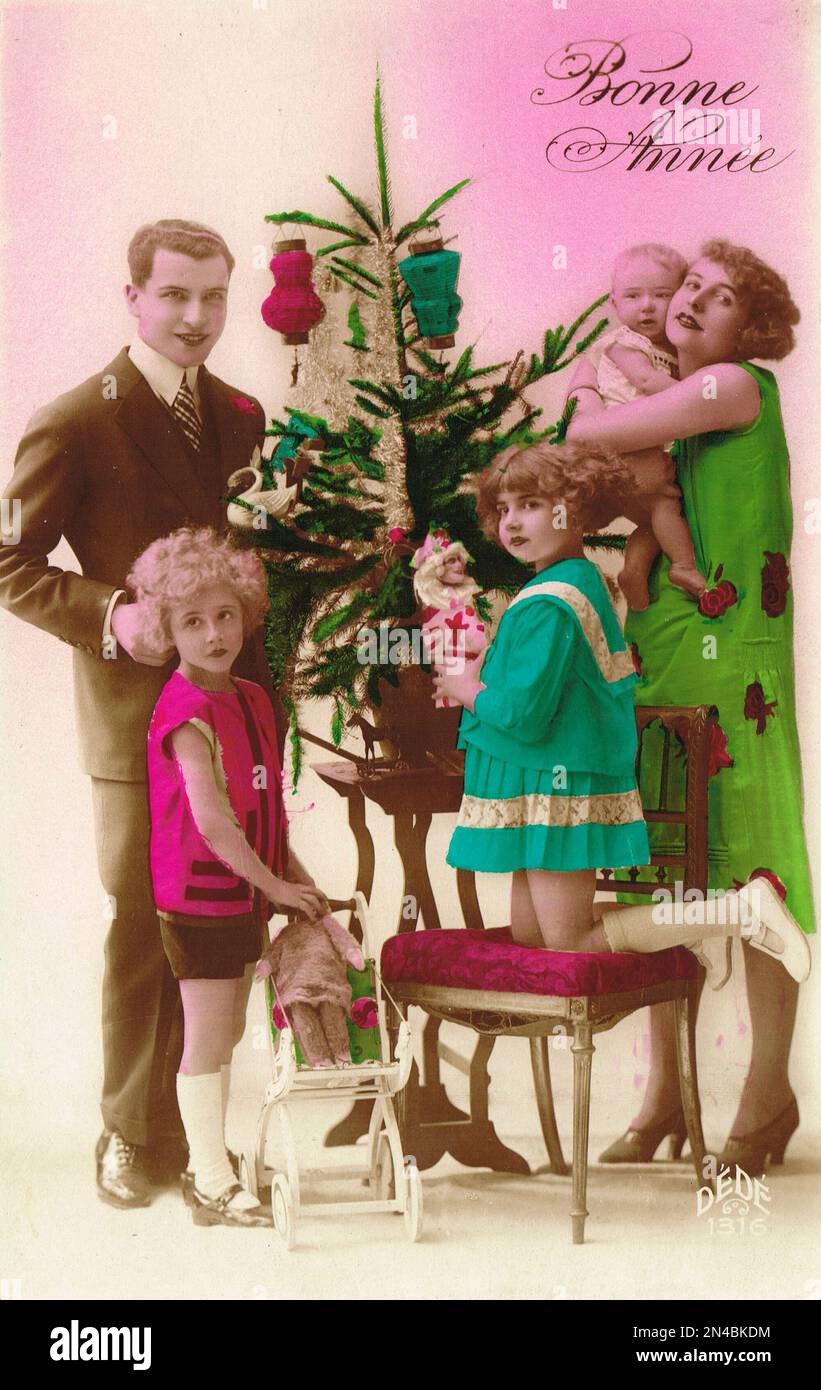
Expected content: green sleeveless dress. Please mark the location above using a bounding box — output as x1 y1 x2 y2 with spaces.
620 362 815 933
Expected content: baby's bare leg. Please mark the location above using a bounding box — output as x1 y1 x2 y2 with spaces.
525 868 605 950
646 494 705 597
289 1002 334 1067
619 526 661 611
319 1002 351 1064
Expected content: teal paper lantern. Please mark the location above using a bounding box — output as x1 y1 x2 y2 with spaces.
398 238 462 348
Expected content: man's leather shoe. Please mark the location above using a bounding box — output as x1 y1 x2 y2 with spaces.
96 1131 152 1209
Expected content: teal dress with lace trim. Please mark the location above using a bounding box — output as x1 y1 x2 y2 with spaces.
446 557 650 874
619 362 815 933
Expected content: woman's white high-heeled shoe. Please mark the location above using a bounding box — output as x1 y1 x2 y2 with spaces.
737 878 811 983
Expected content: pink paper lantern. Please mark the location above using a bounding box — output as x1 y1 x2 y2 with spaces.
261 238 324 345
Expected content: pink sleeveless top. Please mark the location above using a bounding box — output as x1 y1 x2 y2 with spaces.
147 672 288 921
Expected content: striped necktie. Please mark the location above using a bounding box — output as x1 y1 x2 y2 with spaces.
172 372 202 452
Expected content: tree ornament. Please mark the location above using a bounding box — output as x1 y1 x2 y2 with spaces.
226 463 298 529
272 410 321 473
398 237 462 348
261 238 324 346
345 302 368 352
286 437 326 498
383 525 415 566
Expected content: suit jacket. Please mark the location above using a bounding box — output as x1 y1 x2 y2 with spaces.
0 347 283 780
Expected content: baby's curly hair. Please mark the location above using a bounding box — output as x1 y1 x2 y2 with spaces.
126 527 269 652
472 438 636 541
699 239 799 361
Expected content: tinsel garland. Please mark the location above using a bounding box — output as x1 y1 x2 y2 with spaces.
288 266 353 431
364 237 414 535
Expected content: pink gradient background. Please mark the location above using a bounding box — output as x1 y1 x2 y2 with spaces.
0 1 819 1261
2 0 818 417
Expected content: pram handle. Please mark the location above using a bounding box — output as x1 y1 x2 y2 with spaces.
327 893 376 962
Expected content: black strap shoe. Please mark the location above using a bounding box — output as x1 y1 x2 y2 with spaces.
180 1149 240 1208
190 1183 273 1228
96 1131 152 1209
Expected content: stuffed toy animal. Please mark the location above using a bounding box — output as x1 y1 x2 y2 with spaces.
255 916 365 1068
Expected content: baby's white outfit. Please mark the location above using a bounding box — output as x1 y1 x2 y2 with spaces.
587 324 676 406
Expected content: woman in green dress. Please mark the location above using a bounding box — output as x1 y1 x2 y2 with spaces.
566 240 814 1174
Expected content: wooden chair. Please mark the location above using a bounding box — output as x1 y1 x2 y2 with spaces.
381 704 718 1244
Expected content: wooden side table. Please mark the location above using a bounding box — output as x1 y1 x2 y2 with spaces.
313 761 529 1173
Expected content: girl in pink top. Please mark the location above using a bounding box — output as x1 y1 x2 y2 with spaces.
128 526 333 1227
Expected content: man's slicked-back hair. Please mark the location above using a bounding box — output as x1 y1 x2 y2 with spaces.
127 219 235 287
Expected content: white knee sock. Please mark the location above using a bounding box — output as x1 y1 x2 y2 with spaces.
176 1072 257 1209
220 1063 231 1128
601 897 743 954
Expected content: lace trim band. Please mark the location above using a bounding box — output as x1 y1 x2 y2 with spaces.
457 787 645 831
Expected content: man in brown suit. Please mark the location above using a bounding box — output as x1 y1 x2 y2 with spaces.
0 219 283 1207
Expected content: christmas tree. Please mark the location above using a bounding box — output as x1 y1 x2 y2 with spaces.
248 71 609 772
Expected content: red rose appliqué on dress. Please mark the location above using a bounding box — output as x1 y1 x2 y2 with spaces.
761 550 790 618
697 565 738 618
743 680 777 734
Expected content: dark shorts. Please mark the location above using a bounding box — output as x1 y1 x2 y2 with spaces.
159 915 264 980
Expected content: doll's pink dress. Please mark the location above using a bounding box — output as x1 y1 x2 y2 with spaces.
421 595 486 708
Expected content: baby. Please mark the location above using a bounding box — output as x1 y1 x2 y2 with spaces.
586 243 706 610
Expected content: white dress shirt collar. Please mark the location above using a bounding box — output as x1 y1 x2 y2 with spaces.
128 335 201 409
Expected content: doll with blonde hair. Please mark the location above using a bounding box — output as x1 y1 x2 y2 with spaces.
128 526 346 1225
412 530 487 707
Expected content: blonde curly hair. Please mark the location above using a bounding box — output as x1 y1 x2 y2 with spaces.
472 438 637 541
126 526 269 652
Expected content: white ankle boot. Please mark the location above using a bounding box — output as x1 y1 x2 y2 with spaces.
688 936 733 991
737 878 811 983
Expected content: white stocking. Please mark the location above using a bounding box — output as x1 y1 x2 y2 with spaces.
601 896 744 954
176 1072 258 1210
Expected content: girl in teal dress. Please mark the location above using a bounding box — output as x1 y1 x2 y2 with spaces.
433 439 810 981
566 239 814 1172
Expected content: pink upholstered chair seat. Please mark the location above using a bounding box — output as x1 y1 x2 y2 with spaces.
381 927 698 997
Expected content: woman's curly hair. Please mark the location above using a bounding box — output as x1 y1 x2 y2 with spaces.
126 526 269 652
471 438 637 541
700 239 799 361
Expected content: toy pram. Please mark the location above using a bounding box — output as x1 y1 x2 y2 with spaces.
240 892 421 1248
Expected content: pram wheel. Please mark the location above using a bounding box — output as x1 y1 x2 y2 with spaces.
404 1161 423 1242
239 1150 259 1199
272 1174 295 1250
